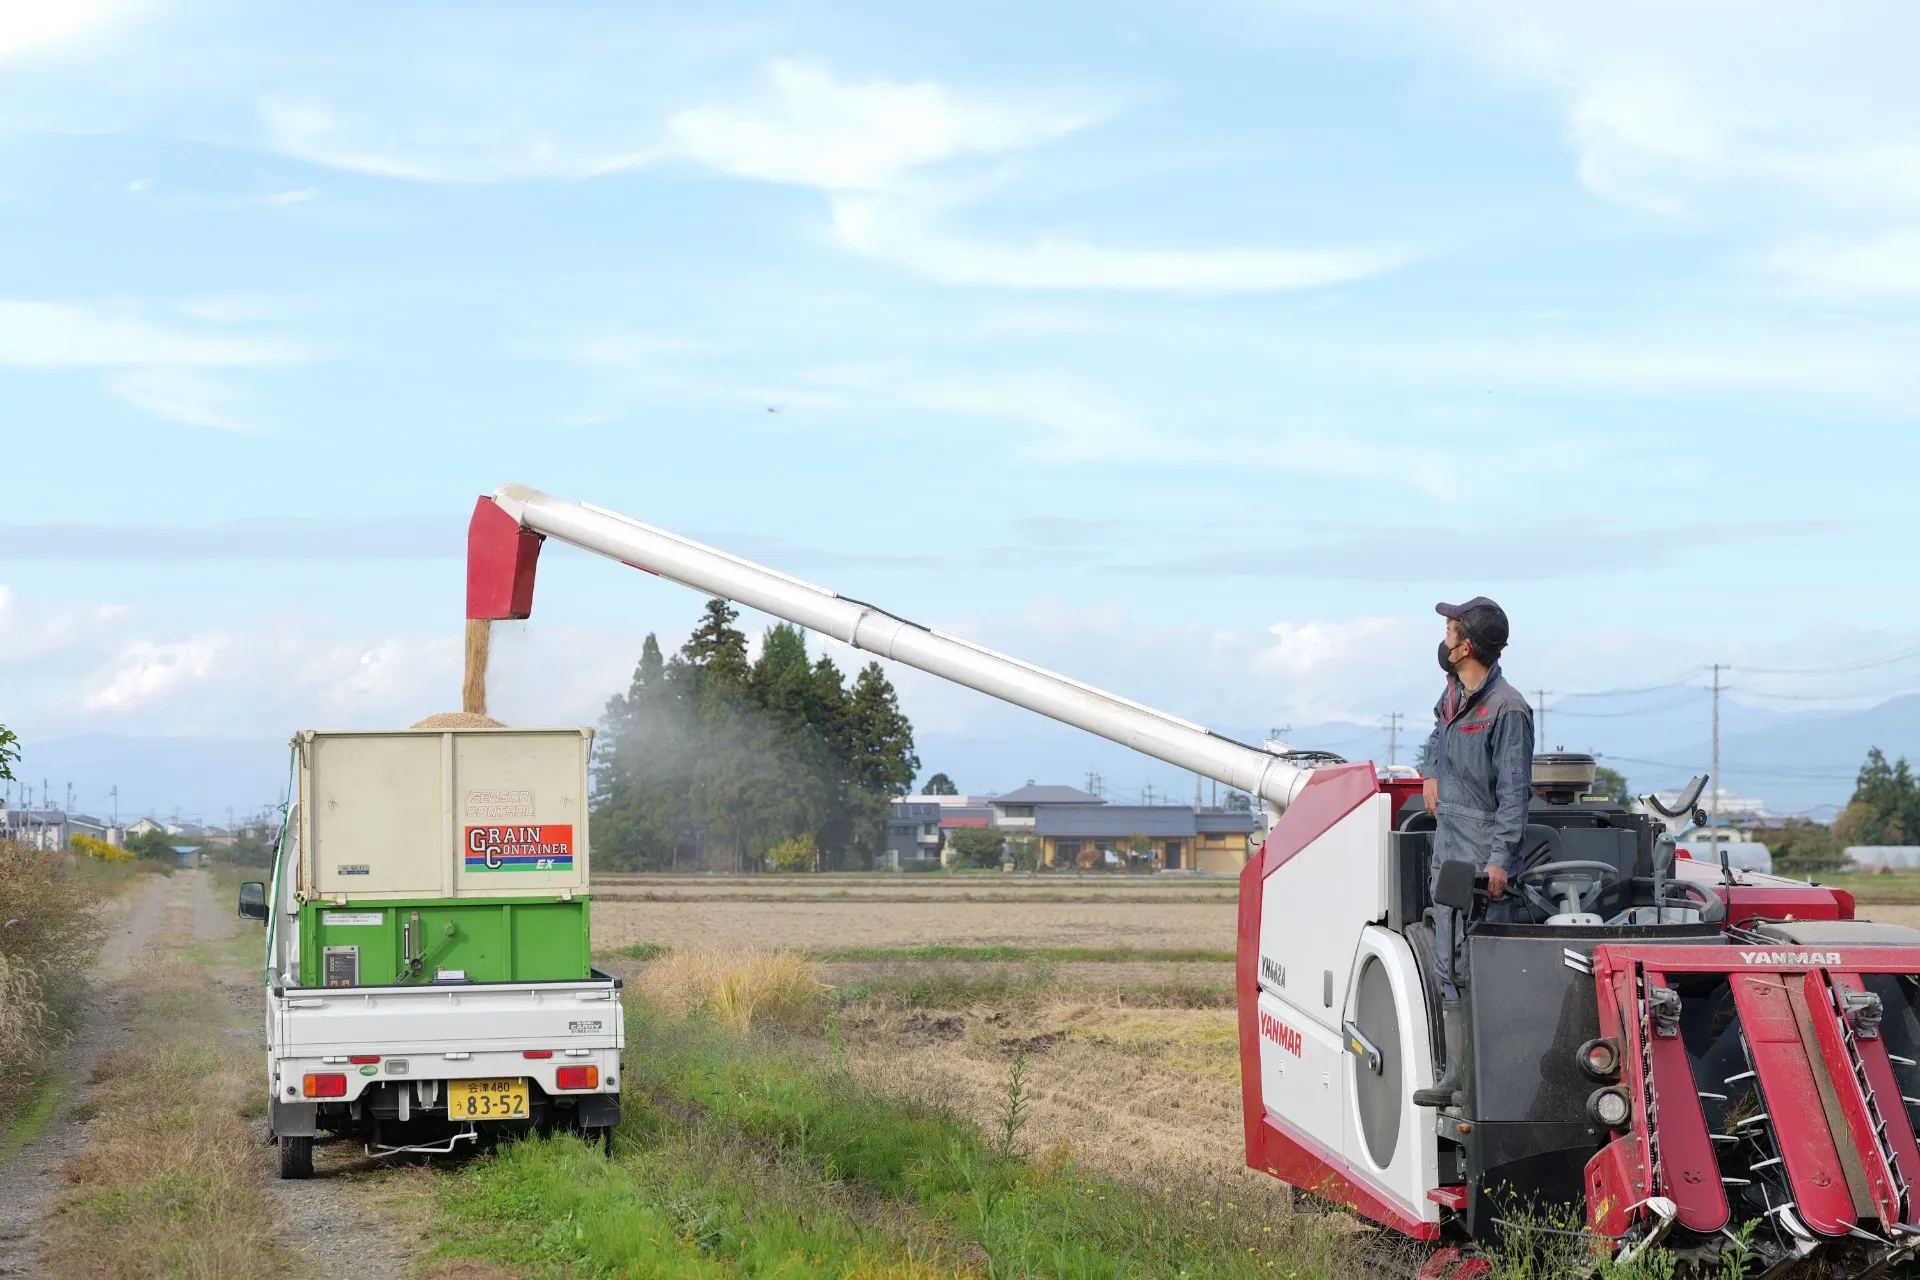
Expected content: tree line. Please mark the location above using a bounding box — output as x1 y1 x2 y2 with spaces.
1738 746 1920 874
591 599 918 872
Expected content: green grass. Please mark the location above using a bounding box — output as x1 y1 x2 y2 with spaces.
0 1076 60 1161
434 1005 1355 1279
813 945 1237 964
600 941 671 962
834 963 1061 1008
1803 869 1920 904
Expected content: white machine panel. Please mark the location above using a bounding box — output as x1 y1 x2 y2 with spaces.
1340 926 1441 1227
1257 988 1347 1158
1256 793 1391 1034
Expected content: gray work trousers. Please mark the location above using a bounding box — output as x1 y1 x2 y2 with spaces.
1429 855 1521 999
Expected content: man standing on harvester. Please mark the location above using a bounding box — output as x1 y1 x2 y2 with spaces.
1412 597 1534 1109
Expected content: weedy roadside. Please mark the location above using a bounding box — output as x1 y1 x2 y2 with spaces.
38 888 281 1279
432 950 1359 1279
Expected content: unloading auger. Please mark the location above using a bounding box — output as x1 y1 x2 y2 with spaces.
469 484 1920 1278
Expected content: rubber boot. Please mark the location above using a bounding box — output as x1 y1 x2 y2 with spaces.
1413 998 1466 1108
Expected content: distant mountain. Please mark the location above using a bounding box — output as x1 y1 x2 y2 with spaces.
9 735 287 826
1631 694 1920 818
15 695 1913 828
921 696 1920 819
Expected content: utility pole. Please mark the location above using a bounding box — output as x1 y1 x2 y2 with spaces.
1710 663 1723 875
1533 690 1553 748
110 785 118 827
1384 712 1404 767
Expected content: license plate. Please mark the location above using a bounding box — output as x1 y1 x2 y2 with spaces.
447 1077 529 1120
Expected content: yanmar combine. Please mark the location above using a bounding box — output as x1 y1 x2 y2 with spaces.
468 483 1920 1277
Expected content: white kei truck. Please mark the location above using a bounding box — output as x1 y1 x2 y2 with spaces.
238 726 624 1178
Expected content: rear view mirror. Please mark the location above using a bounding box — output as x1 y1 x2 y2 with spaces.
238 881 268 922
1434 859 1478 911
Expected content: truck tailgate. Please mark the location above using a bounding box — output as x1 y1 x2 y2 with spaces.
275 980 622 1054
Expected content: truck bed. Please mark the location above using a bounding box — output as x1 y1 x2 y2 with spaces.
267 970 624 1114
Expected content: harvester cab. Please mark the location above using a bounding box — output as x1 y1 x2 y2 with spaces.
464 483 1920 1277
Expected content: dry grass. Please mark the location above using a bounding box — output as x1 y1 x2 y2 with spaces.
592 897 1239 952
637 947 823 1033
840 997 1285 1212
40 919 280 1279
0 841 113 1117
0 953 46 1080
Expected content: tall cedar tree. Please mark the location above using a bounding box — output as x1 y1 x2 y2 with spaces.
1835 747 1920 848
593 601 916 871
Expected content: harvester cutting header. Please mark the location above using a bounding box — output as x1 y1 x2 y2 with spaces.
469 483 1920 1278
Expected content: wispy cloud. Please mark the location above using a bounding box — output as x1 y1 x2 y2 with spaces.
0 516 461 560
671 60 1094 190
673 61 1407 293
1768 230 1920 296
0 0 115 57
84 635 225 711
106 369 259 432
0 300 304 367
831 194 1407 292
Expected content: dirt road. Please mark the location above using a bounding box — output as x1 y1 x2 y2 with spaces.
0 871 435 1278
0 872 171 1276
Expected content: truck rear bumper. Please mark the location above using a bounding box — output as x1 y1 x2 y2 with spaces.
269 978 625 1107
272 1046 621 1105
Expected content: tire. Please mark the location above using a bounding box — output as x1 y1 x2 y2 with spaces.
277 1134 314 1180
584 1126 612 1157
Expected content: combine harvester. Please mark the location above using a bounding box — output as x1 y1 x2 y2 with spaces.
469 483 1920 1277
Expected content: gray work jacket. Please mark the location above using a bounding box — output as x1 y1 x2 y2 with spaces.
1421 663 1535 873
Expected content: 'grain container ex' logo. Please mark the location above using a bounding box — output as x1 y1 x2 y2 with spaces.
464 825 574 873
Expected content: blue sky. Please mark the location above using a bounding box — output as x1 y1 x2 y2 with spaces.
4 0 1919 817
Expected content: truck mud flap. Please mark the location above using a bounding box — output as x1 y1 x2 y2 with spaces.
575 1093 621 1128
270 1098 319 1138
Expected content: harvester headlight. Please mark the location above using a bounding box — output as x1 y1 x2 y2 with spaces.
1588 1086 1631 1129
1577 1037 1620 1081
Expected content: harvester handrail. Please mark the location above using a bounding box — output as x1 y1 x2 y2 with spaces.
488 483 1315 812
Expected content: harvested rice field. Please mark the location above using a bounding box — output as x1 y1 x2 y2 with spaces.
589 873 1240 951
590 872 1274 1207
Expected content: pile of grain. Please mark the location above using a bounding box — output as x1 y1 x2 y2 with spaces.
411 712 505 729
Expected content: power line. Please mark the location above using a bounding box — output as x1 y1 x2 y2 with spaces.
1722 685 1920 704
1552 690 1708 719
1737 645 1920 677
1555 678 1703 700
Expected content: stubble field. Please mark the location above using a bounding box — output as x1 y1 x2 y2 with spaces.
591 873 1289 1211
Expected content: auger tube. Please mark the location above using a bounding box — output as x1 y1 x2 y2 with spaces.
482 484 1316 812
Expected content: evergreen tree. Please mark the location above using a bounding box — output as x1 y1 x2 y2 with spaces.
924 772 958 795
590 603 916 874
847 661 919 867
1836 747 1920 847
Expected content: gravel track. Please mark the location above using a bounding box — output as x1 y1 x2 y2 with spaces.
0 871 438 1278
0 872 173 1276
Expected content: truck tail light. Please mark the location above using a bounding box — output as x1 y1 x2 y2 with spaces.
348 1055 380 1065
555 1066 599 1090
523 1050 553 1059
304 1073 347 1098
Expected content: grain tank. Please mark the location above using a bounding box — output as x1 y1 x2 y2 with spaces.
286 725 594 987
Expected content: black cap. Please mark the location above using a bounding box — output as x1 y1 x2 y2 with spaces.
1436 597 1509 649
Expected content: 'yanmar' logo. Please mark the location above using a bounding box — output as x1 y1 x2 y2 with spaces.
1260 956 1286 988
1259 1009 1302 1057
1738 950 1843 966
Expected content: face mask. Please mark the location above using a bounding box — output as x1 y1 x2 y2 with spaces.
1437 639 1458 676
